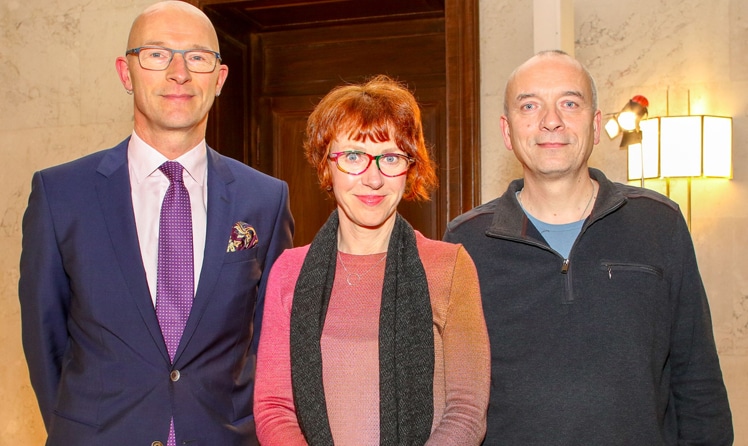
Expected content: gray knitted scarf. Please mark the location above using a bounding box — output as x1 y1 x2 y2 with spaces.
290 210 434 445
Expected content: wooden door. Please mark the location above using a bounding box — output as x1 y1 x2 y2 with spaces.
198 0 480 247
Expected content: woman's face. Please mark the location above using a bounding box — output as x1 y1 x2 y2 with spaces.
329 133 408 233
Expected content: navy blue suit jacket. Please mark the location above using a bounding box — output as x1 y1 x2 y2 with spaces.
19 138 294 445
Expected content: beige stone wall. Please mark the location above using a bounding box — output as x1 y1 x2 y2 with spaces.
0 0 154 442
481 0 748 443
1 0 745 443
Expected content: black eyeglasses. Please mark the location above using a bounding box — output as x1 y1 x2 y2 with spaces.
125 46 221 73
328 151 414 177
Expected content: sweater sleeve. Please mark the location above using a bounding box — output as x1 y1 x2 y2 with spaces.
426 246 490 445
254 249 308 446
668 217 733 444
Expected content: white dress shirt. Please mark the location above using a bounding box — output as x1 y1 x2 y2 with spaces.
128 132 208 306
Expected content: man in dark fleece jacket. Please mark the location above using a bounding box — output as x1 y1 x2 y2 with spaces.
444 50 733 445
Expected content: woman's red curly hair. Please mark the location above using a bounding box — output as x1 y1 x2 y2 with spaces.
303 75 438 201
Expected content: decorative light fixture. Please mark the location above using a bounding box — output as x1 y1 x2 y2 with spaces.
628 115 733 181
613 89 733 230
626 106 732 229
604 95 649 147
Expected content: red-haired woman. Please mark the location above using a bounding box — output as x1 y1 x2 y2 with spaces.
254 75 489 446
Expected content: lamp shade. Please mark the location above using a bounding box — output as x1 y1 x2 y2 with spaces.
627 118 660 180
703 116 733 177
659 115 732 178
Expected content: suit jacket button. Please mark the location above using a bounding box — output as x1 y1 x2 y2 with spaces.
170 370 181 382
151 442 164 446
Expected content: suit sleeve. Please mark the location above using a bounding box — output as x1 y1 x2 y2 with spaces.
251 181 294 356
18 171 72 430
668 216 733 444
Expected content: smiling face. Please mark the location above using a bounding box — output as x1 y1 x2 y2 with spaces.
115 1 228 151
329 133 407 234
501 52 601 180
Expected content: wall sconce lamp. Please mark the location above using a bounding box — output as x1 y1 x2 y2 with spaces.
627 115 733 181
604 95 649 147
626 112 733 229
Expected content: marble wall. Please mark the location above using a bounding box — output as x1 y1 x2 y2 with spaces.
0 0 745 443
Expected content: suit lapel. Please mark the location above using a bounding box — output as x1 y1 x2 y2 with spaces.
173 148 235 363
96 139 171 363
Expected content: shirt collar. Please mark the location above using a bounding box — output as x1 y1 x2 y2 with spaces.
127 131 207 186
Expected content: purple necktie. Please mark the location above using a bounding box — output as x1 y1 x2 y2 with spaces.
156 161 194 446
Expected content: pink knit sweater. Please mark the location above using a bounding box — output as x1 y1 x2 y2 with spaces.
254 232 490 445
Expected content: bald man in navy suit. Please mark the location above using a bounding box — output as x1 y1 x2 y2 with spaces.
19 2 293 445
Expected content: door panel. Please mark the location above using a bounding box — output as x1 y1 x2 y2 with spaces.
261 95 337 246
259 19 446 96
208 32 249 164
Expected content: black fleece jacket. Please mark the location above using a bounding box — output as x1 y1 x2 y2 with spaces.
444 168 733 446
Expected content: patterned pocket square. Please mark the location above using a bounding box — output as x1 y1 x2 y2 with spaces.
227 222 259 252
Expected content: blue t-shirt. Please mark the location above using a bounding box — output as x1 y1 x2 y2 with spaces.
516 191 584 258
525 213 583 258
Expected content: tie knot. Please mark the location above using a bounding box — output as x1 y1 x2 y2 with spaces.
160 161 184 184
